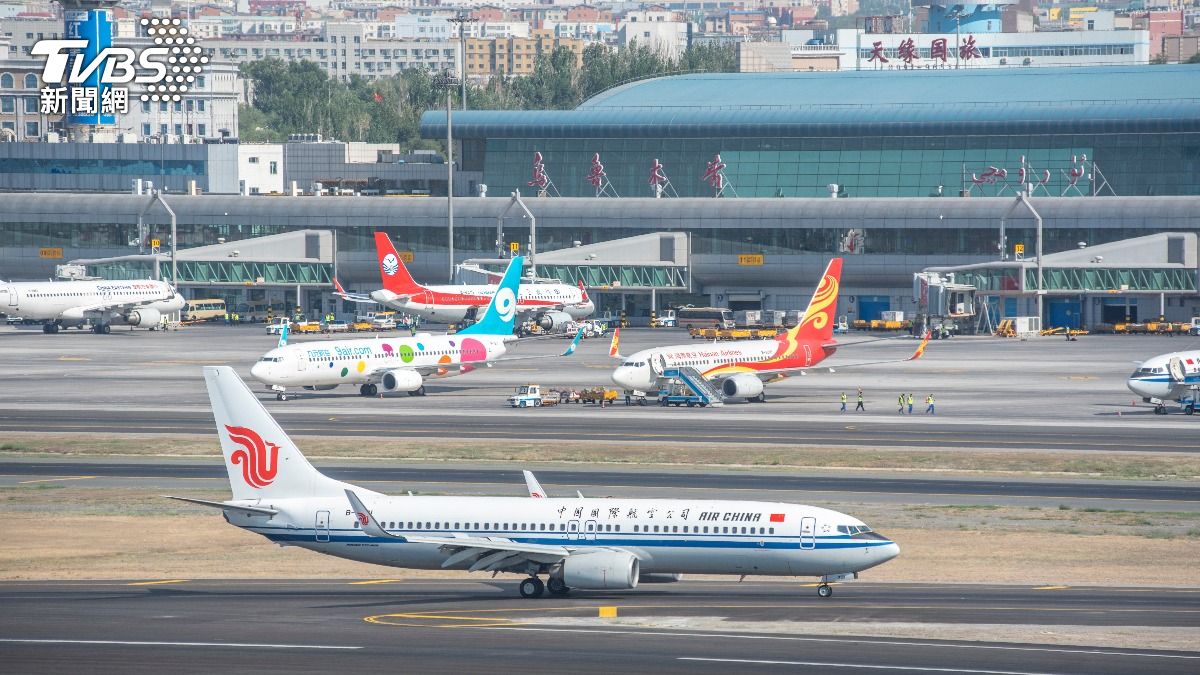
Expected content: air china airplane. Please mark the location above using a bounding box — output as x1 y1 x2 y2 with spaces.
333 232 594 329
173 365 900 599
611 258 929 401
0 278 184 334
1127 349 1200 415
252 255 582 401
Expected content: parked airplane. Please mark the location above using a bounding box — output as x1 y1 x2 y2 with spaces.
252 255 582 400
611 258 929 401
333 232 594 329
0 278 184 334
173 365 900 598
1127 348 1200 415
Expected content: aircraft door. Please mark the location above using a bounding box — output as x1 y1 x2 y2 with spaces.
567 519 580 540
800 516 816 550
1168 357 1186 384
652 354 666 376
315 510 330 542
5 285 15 308
583 519 597 541
297 351 307 373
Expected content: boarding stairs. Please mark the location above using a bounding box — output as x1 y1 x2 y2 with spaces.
662 367 725 407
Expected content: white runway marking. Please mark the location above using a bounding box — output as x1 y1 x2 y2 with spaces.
679 657 1060 674
0 638 361 650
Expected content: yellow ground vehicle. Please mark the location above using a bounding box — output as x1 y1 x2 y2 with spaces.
689 327 781 340
351 320 374 332
294 321 323 334
184 298 226 322
580 387 619 404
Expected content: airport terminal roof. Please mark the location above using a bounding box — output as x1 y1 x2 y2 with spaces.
420 66 1200 139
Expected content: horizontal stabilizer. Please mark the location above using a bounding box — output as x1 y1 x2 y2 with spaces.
164 495 278 516
345 489 407 540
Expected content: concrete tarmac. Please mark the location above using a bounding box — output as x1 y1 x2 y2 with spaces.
1 580 1196 674
0 325 1196 452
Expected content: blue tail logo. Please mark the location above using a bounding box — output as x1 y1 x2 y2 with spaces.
277 323 289 347
458 256 523 336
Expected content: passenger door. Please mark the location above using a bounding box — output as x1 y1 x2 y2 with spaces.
800 516 816 550
583 519 597 541
567 519 580 540
315 510 330 542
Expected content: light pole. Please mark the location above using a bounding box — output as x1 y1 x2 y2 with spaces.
448 12 477 111
433 72 459 282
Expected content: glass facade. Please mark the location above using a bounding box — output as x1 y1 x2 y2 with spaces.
0 158 207 176
477 133 1200 200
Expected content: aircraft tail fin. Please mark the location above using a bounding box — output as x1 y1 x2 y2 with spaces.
784 258 843 345
277 323 289 348
203 366 355 501
457 256 523 336
609 326 622 359
374 232 422 294
523 470 547 498
578 280 590 304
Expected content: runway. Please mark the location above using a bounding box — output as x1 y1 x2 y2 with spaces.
1 580 1196 674
2 460 1197 505
0 325 1196 453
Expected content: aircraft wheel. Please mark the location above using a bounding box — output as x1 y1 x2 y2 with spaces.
277 393 288 402
1154 405 1165 415
416 385 426 397
817 584 833 598
359 384 370 396
547 577 570 597
519 577 545 599
637 399 647 407
366 384 379 397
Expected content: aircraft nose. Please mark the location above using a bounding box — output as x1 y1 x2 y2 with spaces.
611 367 633 389
1126 378 1160 399
250 361 270 383
878 541 900 563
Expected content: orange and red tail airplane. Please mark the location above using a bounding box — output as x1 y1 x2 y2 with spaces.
333 232 595 326
611 258 929 401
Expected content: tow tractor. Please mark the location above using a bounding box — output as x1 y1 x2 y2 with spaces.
507 384 557 408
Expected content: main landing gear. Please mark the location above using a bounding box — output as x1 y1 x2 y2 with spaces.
816 583 833 598
42 323 60 334
519 576 571 599
359 383 379 397
406 385 426 397
91 323 111 335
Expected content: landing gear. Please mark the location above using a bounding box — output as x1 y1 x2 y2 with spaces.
359 384 378 397
407 385 426 397
91 323 111 335
816 583 833 598
1155 405 1167 415
276 392 289 402
546 577 570 597
749 393 766 403
519 576 545 599
42 323 59 334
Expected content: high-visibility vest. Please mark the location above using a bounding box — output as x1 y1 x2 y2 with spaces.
840 394 847 403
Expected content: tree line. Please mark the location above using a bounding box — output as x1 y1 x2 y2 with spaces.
238 42 736 145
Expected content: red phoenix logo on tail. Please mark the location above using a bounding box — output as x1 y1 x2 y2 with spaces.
225 425 280 488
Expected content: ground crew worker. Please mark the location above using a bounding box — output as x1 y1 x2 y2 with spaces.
840 392 847 412
223 312 230 326
925 393 936 415
907 393 914 414
855 389 865 412
898 393 906 414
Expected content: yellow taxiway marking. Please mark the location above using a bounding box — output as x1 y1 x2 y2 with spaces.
17 476 97 484
349 579 406 585
127 580 189 586
56 356 90 362
1034 585 1072 591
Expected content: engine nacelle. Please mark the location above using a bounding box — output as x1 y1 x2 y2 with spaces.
721 373 764 399
537 310 573 331
638 572 682 584
381 369 423 392
125 307 161 328
562 550 640 590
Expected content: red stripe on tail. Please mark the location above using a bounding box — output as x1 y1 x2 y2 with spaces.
374 232 422 294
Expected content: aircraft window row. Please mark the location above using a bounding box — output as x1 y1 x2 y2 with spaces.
372 521 624 533
631 524 774 535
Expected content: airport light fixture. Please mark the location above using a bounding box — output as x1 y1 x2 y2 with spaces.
433 72 460 283
447 12 478 111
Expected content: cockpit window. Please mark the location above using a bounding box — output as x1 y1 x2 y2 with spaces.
258 356 283 363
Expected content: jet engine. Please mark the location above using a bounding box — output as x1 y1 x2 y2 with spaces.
381 369 423 393
562 550 640 590
125 308 161 328
537 310 573 331
721 373 764 399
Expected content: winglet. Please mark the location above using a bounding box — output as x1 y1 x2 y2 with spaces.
608 326 622 359
562 327 584 356
907 331 931 361
523 470 547 498
345 489 406 540
277 322 289 348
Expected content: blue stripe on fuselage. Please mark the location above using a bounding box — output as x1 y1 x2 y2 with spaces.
253 530 893 550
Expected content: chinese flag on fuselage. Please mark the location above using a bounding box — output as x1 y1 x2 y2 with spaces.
770 513 785 522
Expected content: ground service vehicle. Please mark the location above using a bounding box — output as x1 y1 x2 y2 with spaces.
294 321 323 334
185 298 227 322
509 384 552 408
324 320 350 333
266 318 291 335
675 307 735 329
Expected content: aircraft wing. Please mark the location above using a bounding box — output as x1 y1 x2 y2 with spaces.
491 328 584 362
62 297 167 319
345 490 571 569
719 332 931 381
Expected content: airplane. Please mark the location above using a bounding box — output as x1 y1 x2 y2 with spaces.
252 255 583 401
171 365 901 599
611 258 930 401
333 232 594 330
0 278 185 334
1126 348 1200 415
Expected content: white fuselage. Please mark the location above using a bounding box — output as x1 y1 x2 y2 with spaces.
370 284 594 323
0 279 185 325
613 341 781 392
251 333 509 389
1127 349 1200 403
232 495 899 578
